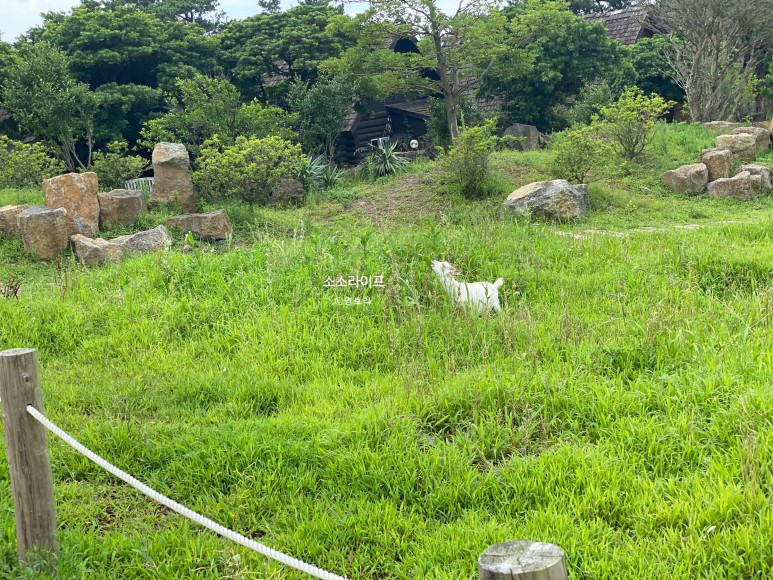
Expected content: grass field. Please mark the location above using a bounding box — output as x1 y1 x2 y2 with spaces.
1 123 772 578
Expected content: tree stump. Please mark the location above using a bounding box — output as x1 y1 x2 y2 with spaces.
478 540 567 580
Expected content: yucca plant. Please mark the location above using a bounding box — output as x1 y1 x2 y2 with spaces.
296 154 327 191
368 140 410 178
321 163 344 189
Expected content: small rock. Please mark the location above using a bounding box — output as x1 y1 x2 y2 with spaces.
732 127 771 154
703 121 743 133
111 225 173 253
71 234 123 266
0 205 30 238
268 178 304 205
17 206 69 259
43 172 100 236
700 149 732 182
661 163 709 194
707 171 752 200
502 180 589 221
738 164 771 193
151 142 198 212
716 134 757 163
502 124 547 151
164 210 233 241
98 189 146 227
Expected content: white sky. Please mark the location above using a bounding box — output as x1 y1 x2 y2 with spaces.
1 0 457 42
0 0 284 41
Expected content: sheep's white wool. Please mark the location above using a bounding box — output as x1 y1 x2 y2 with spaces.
431 260 503 314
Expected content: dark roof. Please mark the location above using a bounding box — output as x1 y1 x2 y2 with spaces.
386 99 430 119
585 7 650 46
262 59 290 87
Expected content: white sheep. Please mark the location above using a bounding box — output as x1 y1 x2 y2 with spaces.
431 260 503 314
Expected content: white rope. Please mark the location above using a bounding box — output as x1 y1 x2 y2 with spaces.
25 405 347 580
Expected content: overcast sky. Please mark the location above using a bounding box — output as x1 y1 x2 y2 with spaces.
1 0 361 42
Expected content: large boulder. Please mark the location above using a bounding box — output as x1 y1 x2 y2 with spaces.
165 210 233 241
70 234 123 266
732 127 771 154
503 124 546 151
502 180 589 221
268 178 304 205
98 189 146 227
661 163 708 194
42 172 100 237
703 121 743 133
707 171 752 200
700 149 732 182
151 142 198 212
111 225 173 253
0 205 29 238
716 134 757 163
16 206 69 259
737 164 772 193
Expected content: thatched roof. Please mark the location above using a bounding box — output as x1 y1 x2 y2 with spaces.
585 7 652 46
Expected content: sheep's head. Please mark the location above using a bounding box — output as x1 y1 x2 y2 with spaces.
431 260 461 277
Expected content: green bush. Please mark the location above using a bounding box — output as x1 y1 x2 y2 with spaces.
595 87 674 161
427 94 488 152
0 136 65 188
551 125 613 183
562 81 615 127
193 135 302 208
139 75 297 162
438 119 500 199
90 140 148 191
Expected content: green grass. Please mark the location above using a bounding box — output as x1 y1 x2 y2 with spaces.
1 123 773 578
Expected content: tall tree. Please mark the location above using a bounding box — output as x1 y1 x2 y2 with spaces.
25 3 218 148
509 0 634 14
483 0 623 130
218 4 355 101
102 0 226 32
1 43 95 171
645 0 773 122
328 0 508 138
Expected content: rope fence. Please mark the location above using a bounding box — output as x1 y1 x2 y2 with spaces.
1 348 568 579
25 404 347 580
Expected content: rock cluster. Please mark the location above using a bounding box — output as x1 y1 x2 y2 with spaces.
661 124 771 199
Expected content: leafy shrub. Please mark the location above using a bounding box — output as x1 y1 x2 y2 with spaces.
551 125 613 183
90 140 148 191
140 74 297 162
287 76 356 162
595 87 674 161
367 140 409 178
562 81 615 127
193 135 302 208
0 136 65 188
438 119 500 199
296 154 327 191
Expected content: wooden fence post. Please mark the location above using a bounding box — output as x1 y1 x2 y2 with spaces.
478 540 567 580
0 348 58 569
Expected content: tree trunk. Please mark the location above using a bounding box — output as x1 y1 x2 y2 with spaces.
445 94 459 140
428 5 459 140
